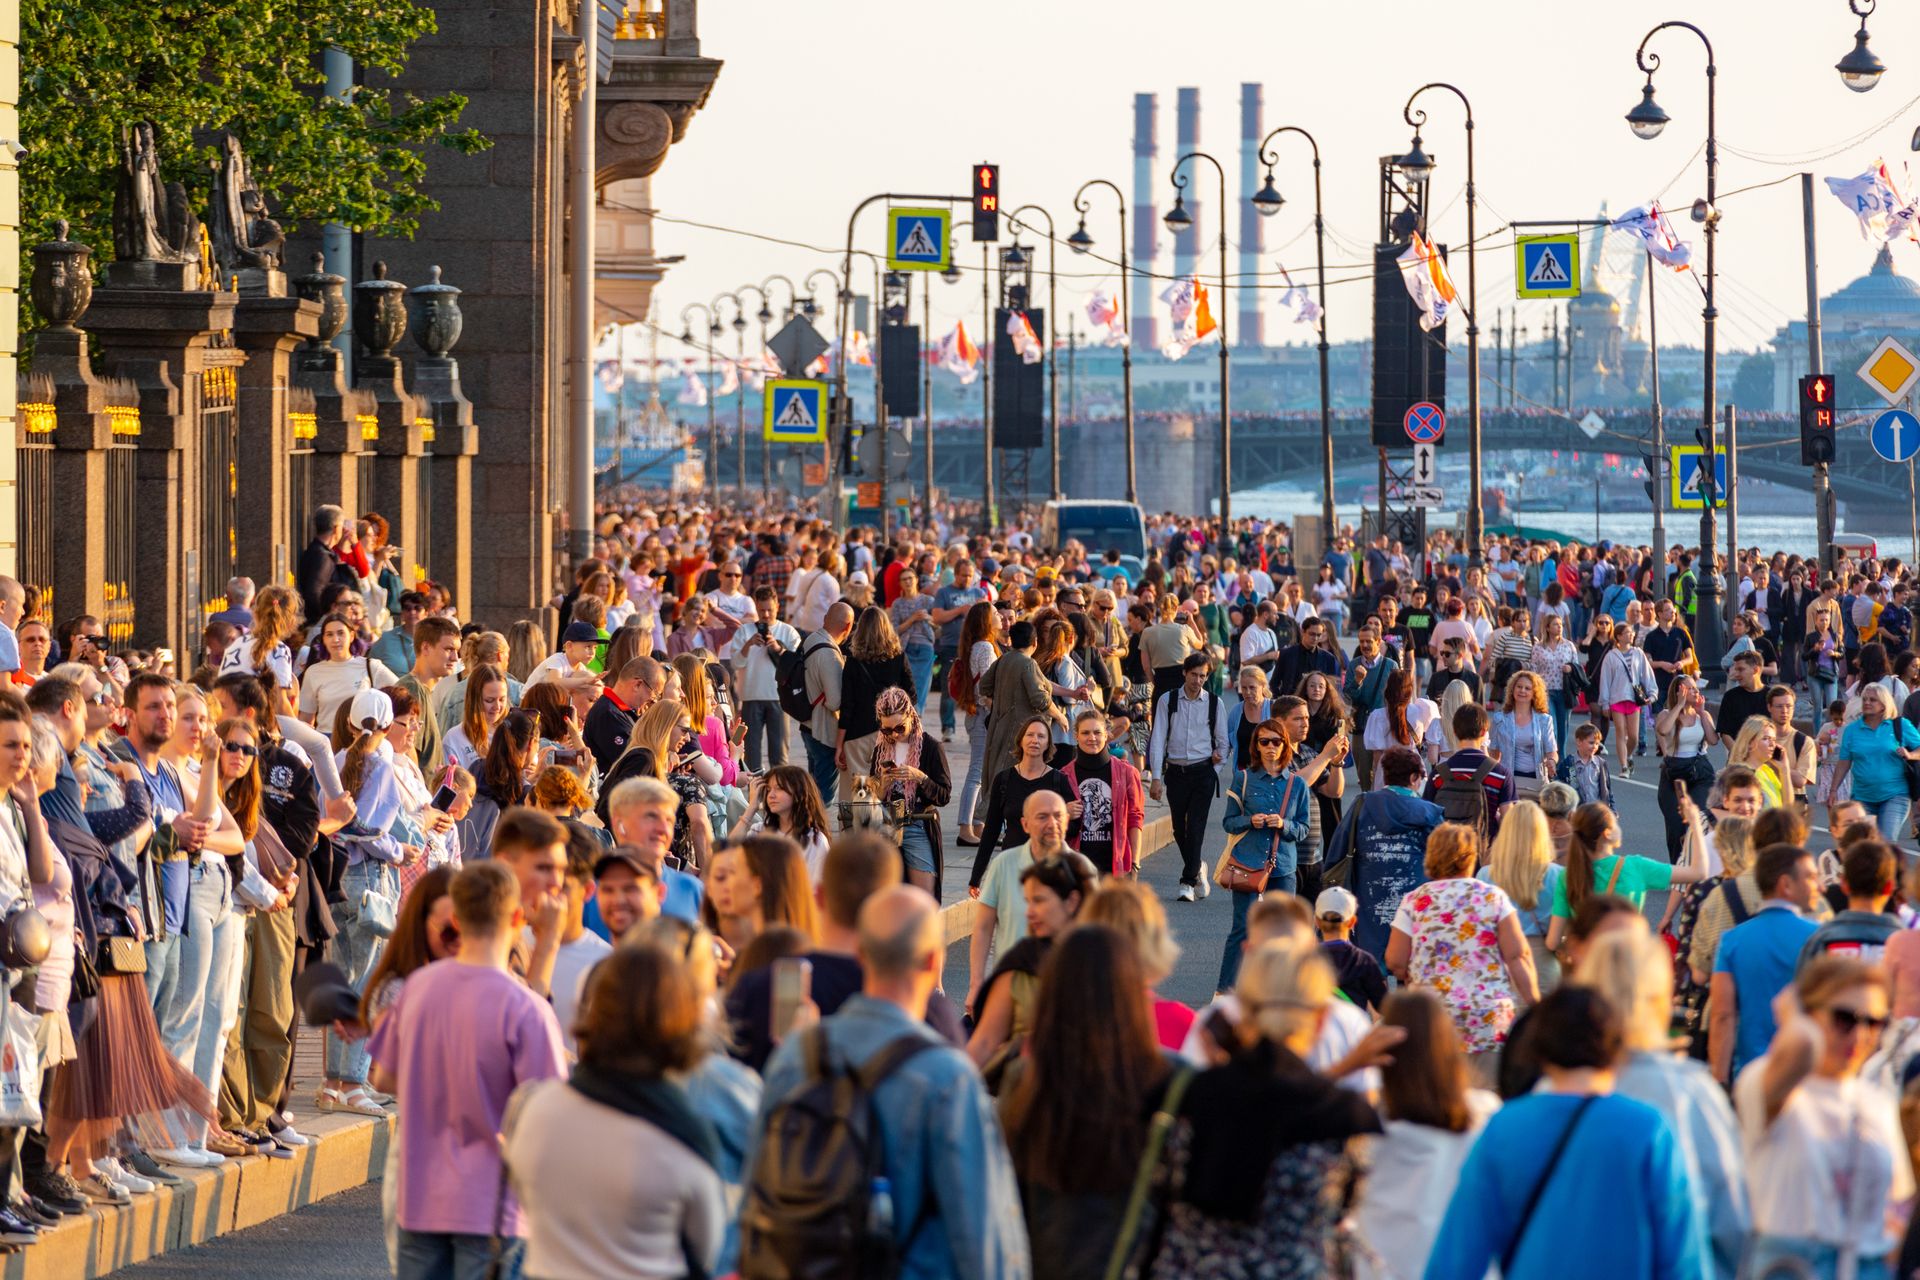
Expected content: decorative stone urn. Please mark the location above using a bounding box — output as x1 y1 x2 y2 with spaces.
352 260 408 361
30 220 93 329
406 266 463 359
292 252 349 349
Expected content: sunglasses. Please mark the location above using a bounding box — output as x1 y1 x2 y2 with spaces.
1824 1006 1890 1036
221 741 257 757
878 722 911 737
1255 737 1286 748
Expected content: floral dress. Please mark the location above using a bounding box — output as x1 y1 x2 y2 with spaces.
1391 877 1519 1053
1669 876 1721 1039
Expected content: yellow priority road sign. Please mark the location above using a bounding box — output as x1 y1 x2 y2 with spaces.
1859 335 1920 405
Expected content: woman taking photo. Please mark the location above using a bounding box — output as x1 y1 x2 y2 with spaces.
626 700 715 872
837 606 913 783
1489 669 1558 796
1035 617 1093 764
1218 719 1348 993
968 854 1097 1088
1575 930 1750 1280
1728 715 1796 811
1424 987 1706 1279
1351 991 1500 1280
440 662 510 771
1654 676 1720 859
1363 667 1440 789
1478 799 1566 993
999 925 1171 1280
969 717 1076 889
1142 939 1380 1278
727 764 831 881
1741 956 1906 1280
1828 682 1920 844
1595 621 1658 777
1528 612 1581 771
888 568 939 711
702 834 819 956
1386 822 1540 1079
671 652 743 789
953 601 1002 845
504 942 726 1280
299 611 401 731
867 687 952 896
1545 801 1706 955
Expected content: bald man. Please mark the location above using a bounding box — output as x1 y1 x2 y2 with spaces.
746 885 1031 1278
966 789 1069 1016
798 599 855 805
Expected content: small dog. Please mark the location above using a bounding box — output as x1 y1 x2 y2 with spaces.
839 774 891 832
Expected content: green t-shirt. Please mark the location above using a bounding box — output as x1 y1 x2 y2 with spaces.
1548 853 1674 917
979 842 1038 960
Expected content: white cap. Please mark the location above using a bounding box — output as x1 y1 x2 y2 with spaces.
1315 886 1358 920
846 569 871 587
348 688 395 732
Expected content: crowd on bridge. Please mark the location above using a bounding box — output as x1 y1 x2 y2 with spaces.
2 492 1920 1277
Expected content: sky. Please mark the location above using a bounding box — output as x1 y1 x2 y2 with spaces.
644 0 1920 362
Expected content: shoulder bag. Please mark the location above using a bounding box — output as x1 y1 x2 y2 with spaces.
1500 1096 1597 1275
1214 776 1299 895
1103 1065 1196 1280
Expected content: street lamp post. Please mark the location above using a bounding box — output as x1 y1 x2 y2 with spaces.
803 268 843 505
1069 180 1137 503
1010 205 1061 501
680 302 720 508
1251 126 1335 544
1400 83 1482 569
1165 152 1231 536
1628 20 1725 680
724 290 755 502
757 275 803 499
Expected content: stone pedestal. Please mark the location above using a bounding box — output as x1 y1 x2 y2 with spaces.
233 295 321 585
294 348 364 521
415 355 477 611
354 354 424 563
81 286 239 653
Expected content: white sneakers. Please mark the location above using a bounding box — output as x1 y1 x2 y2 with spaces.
152 1146 224 1169
1176 884 1197 902
271 1124 309 1148
1197 876 1212 900
97 1158 154 1195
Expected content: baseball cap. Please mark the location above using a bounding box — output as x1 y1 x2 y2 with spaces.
1315 887 1358 920
594 848 658 882
847 569 871 587
561 621 601 645
1036 565 1058 581
347 688 394 732
981 557 1001 575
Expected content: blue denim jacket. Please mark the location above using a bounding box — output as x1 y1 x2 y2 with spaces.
1488 709 1558 777
750 995 1031 1280
1221 766 1310 875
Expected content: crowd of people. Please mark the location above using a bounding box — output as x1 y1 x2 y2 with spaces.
4 491 1920 1279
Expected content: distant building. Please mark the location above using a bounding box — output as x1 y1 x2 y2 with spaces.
1769 245 1920 411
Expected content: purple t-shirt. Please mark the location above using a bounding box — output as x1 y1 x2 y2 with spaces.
368 961 567 1237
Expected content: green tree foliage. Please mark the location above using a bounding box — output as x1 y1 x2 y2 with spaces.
21 0 489 274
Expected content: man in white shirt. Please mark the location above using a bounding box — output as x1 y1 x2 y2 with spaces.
727 587 800 771
703 562 756 649
1238 601 1280 676
1148 653 1231 902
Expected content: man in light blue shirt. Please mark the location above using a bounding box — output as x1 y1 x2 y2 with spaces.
1711 842 1821 1085
747 886 1030 1280
968 790 1069 1011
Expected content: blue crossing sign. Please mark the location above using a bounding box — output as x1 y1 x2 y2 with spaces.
1670 445 1728 509
764 379 828 443
1872 409 1920 463
1514 234 1580 300
1404 401 1446 444
886 207 952 272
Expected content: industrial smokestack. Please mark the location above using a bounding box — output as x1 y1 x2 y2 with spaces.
1239 83 1264 348
1172 88 1201 288
1130 92 1158 349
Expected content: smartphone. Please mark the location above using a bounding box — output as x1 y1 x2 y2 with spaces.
430 765 458 812
771 957 812 1042
551 746 583 765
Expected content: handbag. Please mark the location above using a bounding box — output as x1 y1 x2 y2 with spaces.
96 935 147 976
1103 1065 1196 1280
0 901 49 970
358 881 399 939
68 937 100 1003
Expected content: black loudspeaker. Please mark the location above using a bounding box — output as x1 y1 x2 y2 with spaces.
1371 243 1448 449
879 326 921 419
993 307 1045 450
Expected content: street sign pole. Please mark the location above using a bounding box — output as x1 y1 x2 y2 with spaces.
1725 404 1738 637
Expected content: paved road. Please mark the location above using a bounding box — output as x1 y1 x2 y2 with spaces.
104 702 1746 1276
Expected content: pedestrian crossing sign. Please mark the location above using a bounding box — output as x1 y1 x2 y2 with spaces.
1670 445 1727 509
1514 234 1580 299
887 207 952 271
764 379 828 443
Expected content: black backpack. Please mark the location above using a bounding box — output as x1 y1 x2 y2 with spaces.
740 1028 936 1280
776 640 833 723
1436 756 1497 844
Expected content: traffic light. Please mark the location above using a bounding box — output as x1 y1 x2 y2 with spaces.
1800 372 1836 465
972 163 999 242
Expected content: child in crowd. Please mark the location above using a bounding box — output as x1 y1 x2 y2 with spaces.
1313 887 1386 1014
1815 699 1851 828
1557 722 1614 811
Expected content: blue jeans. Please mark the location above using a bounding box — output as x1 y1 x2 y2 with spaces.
800 729 838 807
1216 870 1297 994
154 860 231 1074
933 645 959 733
1549 689 1573 769
904 642 935 712
178 866 241 1146
396 1229 522 1280
142 934 180 1023
326 861 395 1084
959 705 990 828
1810 670 1841 719
1862 795 1912 847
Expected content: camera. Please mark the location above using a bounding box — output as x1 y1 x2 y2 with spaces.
0 141 28 164
756 620 771 638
